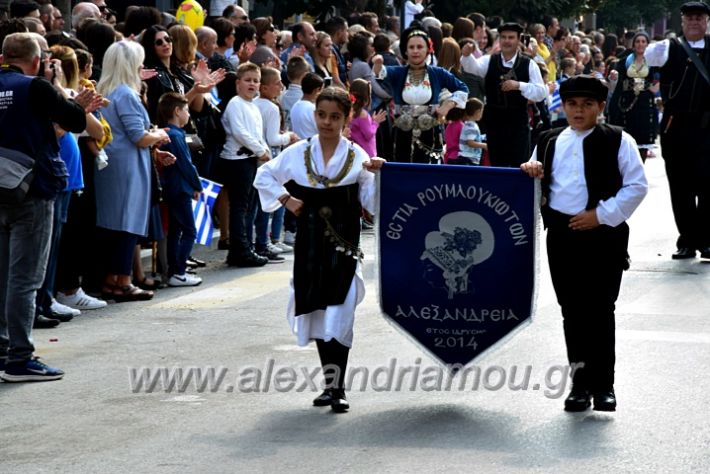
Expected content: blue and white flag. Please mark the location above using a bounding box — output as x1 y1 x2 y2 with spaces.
550 80 562 111
191 177 222 246
378 163 538 369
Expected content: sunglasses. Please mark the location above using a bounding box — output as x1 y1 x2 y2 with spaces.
155 37 172 47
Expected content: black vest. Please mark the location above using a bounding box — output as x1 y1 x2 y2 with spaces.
660 36 710 115
537 124 623 226
484 53 530 120
286 182 362 315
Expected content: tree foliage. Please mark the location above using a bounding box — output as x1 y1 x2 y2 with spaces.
595 0 684 31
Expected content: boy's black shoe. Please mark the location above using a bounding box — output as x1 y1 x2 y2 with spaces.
330 389 349 413
593 390 617 412
217 239 230 250
698 246 710 259
564 387 591 412
672 248 695 259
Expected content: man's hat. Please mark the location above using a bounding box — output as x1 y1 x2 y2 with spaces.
9 0 40 18
680 1 710 15
498 22 524 35
559 75 609 102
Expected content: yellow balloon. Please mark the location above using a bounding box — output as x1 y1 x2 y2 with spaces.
175 0 205 31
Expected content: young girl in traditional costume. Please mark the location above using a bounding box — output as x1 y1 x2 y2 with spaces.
253 86 385 413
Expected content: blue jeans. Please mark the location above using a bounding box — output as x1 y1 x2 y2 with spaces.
270 206 285 241
0 197 54 363
247 190 269 249
37 190 71 315
167 194 197 276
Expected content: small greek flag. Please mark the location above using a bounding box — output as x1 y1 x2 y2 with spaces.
191 177 222 246
550 81 562 112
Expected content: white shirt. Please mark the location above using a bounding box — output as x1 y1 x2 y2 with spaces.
254 97 290 149
529 126 648 227
404 1 424 29
645 38 706 67
289 100 318 139
253 137 376 346
461 52 549 103
220 96 268 160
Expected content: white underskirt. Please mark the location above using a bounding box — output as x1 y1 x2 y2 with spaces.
286 263 365 348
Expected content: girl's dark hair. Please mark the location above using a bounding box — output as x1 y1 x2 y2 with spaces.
316 86 352 117
349 78 370 117
156 91 188 127
252 17 275 45
347 32 373 61
140 25 169 68
213 18 234 48
217 71 238 114
123 6 162 37
446 107 464 121
75 20 115 68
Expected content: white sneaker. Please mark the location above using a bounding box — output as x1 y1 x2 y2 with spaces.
266 242 284 254
56 288 107 310
272 241 293 253
168 274 203 287
283 231 296 246
50 299 81 317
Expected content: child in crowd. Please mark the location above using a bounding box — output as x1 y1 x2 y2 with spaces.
157 92 203 287
521 75 648 413
443 106 464 164
251 67 300 258
279 56 310 246
280 56 309 130
348 78 387 158
290 72 325 139
219 62 271 267
254 87 385 413
454 98 486 165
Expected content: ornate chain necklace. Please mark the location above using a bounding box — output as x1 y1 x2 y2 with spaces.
304 140 356 188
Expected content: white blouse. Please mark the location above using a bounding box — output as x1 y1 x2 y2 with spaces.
253 136 377 347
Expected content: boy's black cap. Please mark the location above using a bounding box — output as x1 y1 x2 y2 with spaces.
680 1 710 15
560 75 609 102
498 22 524 35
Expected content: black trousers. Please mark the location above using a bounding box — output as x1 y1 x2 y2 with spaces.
660 122 710 249
545 210 629 392
217 157 257 259
484 110 531 168
315 338 350 391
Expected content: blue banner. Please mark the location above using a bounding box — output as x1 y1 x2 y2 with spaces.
378 163 538 369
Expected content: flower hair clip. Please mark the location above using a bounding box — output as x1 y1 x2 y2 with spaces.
349 93 357 104
428 38 434 54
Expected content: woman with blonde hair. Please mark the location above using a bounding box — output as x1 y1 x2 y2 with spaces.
94 41 175 302
311 31 345 89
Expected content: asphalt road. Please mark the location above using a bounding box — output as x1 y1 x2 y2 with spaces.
1 153 709 473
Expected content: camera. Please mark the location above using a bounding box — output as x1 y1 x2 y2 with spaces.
522 34 531 48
